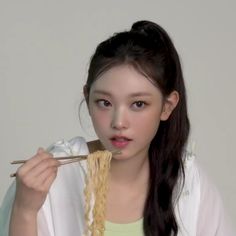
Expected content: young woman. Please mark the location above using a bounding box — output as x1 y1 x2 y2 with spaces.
0 20 234 236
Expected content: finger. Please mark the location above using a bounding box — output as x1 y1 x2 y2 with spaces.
41 167 58 190
26 158 60 180
14 167 58 213
17 150 53 177
17 158 59 187
18 165 57 191
29 166 58 192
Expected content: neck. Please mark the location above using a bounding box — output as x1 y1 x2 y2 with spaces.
109 153 150 186
106 152 150 222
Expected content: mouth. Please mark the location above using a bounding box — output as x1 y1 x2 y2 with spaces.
110 135 132 149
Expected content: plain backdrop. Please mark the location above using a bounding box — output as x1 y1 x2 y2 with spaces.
0 0 235 223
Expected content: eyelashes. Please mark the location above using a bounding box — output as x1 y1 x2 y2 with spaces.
132 101 147 109
94 99 149 110
95 99 111 108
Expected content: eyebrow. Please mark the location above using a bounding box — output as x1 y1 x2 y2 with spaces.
92 90 152 97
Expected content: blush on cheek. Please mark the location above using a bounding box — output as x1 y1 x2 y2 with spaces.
91 111 110 130
134 114 161 138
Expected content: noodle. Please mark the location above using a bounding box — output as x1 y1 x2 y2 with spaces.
84 150 112 236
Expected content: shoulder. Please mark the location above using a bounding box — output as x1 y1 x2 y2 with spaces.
195 162 235 235
47 136 89 156
181 151 225 215
46 136 90 186
180 152 235 235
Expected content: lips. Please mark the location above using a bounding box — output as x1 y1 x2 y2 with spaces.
110 135 132 148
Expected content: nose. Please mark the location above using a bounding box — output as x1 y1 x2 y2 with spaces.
111 108 129 130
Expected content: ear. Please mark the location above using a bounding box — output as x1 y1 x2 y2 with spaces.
160 91 179 121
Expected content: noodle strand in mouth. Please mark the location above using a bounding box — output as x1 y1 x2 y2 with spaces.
84 150 112 236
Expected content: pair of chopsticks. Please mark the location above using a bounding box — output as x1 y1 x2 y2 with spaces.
10 150 121 177
11 155 87 165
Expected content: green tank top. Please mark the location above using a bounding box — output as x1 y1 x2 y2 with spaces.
104 218 144 236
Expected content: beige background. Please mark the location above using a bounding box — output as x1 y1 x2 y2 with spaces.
0 0 235 223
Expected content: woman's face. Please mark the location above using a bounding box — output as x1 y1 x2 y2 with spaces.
87 64 175 161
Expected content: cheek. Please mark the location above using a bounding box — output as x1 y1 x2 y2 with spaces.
132 110 161 138
90 109 110 132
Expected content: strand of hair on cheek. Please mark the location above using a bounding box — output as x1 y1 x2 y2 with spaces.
84 150 112 236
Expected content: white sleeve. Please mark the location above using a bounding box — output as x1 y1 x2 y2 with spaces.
37 208 51 236
39 136 88 236
0 182 16 236
196 166 235 236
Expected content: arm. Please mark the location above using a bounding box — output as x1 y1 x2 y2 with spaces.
9 204 38 236
9 148 60 236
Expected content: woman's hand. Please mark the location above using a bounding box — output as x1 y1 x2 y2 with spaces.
13 148 60 215
9 148 60 236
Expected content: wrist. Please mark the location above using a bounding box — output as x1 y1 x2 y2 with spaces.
12 203 38 222
10 204 38 236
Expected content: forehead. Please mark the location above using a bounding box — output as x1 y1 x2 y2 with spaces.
90 64 161 96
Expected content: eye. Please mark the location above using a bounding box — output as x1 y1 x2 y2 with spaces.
132 101 147 110
96 99 111 108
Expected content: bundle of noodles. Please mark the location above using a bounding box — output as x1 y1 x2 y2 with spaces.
84 150 112 236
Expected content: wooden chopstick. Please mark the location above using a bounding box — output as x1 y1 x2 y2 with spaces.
11 155 87 165
11 150 121 165
10 150 121 177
